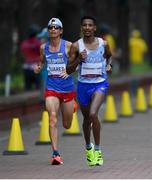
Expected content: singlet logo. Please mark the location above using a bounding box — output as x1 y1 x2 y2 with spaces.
58 53 63 57
46 54 52 58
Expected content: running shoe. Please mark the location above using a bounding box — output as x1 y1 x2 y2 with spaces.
94 150 103 166
50 155 63 165
85 143 96 166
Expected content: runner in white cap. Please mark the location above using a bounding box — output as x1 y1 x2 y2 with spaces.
47 18 63 28
34 17 76 165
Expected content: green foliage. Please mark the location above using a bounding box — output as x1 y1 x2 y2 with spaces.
11 73 24 90
129 60 152 74
0 73 24 96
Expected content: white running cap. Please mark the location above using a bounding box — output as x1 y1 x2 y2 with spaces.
48 18 63 28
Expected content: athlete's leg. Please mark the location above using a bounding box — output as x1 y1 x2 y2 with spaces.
89 92 105 166
80 104 97 166
45 96 60 151
79 104 91 145
90 92 105 145
60 99 74 129
77 82 91 144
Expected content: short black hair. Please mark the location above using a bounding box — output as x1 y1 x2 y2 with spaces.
81 16 96 25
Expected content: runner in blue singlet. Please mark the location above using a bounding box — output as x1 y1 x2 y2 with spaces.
34 18 76 165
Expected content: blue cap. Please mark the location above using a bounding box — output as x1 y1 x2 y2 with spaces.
37 28 49 39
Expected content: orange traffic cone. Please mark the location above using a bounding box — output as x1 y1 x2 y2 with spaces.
103 95 118 122
35 111 51 145
3 118 28 155
63 100 82 136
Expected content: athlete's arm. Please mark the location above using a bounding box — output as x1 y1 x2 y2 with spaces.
60 41 72 79
65 41 72 57
34 44 45 74
104 42 113 72
66 42 80 74
104 42 112 64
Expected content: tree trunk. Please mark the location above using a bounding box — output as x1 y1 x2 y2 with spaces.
57 0 85 42
116 0 129 72
0 0 14 80
148 0 152 65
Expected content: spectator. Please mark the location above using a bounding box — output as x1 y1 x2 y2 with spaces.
129 29 148 65
20 25 41 91
37 28 50 95
100 24 121 74
37 27 50 44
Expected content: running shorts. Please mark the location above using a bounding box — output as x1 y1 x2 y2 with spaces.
77 80 109 106
44 90 76 103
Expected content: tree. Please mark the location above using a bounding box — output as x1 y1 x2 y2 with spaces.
148 0 152 65
57 0 85 41
0 0 15 80
116 0 129 72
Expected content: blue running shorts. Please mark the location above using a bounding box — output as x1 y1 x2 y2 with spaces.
77 80 109 106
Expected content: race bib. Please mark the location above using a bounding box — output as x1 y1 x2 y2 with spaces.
47 63 66 76
81 63 102 76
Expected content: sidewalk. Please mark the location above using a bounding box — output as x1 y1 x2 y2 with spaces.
0 105 152 178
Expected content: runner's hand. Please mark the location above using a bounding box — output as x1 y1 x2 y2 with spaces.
79 49 87 62
106 64 112 74
33 64 41 74
60 69 69 79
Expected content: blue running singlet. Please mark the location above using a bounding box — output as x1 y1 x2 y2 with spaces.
44 39 74 92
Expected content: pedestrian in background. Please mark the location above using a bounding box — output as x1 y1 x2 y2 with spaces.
20 25 41 91
37 27 50 97
129 29 148 65
34 18 75 165
100 24 121 75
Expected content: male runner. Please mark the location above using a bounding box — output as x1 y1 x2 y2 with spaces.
34 18 75 165
66 16 112 166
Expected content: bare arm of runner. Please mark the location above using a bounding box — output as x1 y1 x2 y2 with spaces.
60 41 72 79
66 42 81 75
104 43 113 72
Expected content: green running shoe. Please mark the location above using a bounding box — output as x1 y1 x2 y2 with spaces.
85 143 96 166
94 150 103 166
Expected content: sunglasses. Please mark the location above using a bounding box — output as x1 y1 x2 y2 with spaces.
48 25 61 30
